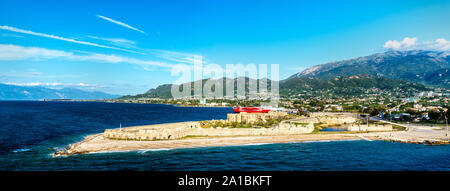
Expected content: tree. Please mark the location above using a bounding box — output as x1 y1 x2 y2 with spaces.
363 106 386 116
428 110 443 122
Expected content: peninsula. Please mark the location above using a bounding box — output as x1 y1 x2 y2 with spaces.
53 112 450 157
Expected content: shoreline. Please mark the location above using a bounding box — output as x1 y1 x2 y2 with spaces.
84 139 363 155
54 132 365 156
39 99 235 108
53 129 449 157
53 116 450 157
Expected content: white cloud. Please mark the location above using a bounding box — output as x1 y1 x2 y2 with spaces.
384 37 450 51
97 15 146 34
4 82 63 86
74 82 98 87
383 37 417 50
0 44 72 60
426 38 450 51
2 82 102 91
87 36 137 49
0 25 139 53
150 49 201 64
0 69 86 80
0 44 173 68
0 33 23 38
0 81 139 95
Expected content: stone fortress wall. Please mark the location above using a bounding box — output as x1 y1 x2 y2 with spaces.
226 111 288 123
102 112 392 141
188 123 314 137
103 112 311 141
103 122 201 141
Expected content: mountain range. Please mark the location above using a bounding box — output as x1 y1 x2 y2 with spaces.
122 75 428 99
290 50 450 87
123 50 445 99
0 83 119 100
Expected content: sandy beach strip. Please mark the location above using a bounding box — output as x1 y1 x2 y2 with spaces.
58 133 362 156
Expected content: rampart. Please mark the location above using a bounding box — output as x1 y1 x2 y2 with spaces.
226 111 288 124
102 112 391 141
102 112 315 141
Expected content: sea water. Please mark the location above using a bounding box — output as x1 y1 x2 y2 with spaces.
0 101 448 171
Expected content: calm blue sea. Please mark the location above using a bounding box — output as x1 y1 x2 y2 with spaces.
0 101 449 171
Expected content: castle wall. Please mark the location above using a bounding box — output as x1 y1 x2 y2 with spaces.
226 111 288 124
189 122 314 137
102 112 314 141
102 112 388 141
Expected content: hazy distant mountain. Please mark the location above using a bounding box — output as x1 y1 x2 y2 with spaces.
0 83 120 100
290 50 450 87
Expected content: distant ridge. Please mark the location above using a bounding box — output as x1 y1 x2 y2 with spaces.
119 50 450 99
0 83 120 100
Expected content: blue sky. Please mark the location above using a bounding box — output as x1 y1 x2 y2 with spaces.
0 0 449 95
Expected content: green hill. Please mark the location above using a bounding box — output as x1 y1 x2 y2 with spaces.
121 75 428 99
